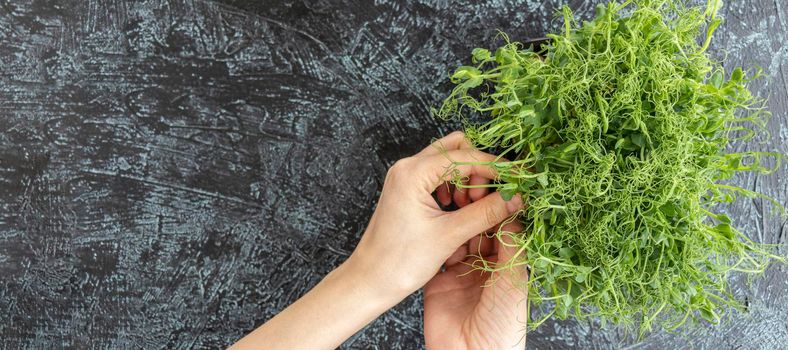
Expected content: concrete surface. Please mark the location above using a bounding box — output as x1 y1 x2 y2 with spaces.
1 0 786 348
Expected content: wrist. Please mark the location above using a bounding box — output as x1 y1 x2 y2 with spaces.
336 255 409 308
232 256 403 350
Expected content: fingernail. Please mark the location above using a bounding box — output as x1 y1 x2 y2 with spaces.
505 194 523 213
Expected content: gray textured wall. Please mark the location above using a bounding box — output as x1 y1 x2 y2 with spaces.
0 0 785 349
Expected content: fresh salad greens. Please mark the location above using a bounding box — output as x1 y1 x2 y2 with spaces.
435 0 785 335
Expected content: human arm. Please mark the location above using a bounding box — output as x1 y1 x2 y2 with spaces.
230 131 525 350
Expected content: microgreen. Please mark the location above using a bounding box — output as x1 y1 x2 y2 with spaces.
434 0 786 336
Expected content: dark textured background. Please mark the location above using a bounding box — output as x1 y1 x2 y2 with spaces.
1 0 786 349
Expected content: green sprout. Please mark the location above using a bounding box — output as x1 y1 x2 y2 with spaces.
434 0 785 336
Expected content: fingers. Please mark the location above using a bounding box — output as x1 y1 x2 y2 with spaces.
444 196 495 268
468 175 490 202
468 235 482 256
497 221 525 264
445 244 468 267
453 178 471 207
415 131 472 157
437 176 489 209
436 182 453 206
416 149 502 192
487 221 529 329
442 192 523 247
468 226 497 257
479 234 496 257
475 220 528 335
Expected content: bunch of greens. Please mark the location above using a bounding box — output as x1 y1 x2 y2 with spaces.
434 0 785 335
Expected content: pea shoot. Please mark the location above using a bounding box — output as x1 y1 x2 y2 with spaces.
435 0 785 336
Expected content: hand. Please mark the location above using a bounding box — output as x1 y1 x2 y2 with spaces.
345 131 524 303
232 131 525 350
420 133 530 349
424 218 529 349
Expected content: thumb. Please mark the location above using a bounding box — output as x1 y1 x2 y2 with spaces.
443 192 522 245
497 221 526 266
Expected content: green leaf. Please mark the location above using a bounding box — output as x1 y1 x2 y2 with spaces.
506 99 522 109
562 293 574 307
494 47 515 64
534 259 548 271
700 305 719 324
451 66 482 83
461 77 484 88
537 173 549 187
471 48 491 63
714 224 734 240
660 202 678 217
499 183 518 201
562 143 578 154
559 247 576 259
519 105 536 118
731 67 743 82
499 189 515 201
615 138 628 150
630 133 645 148
710 70 723 89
